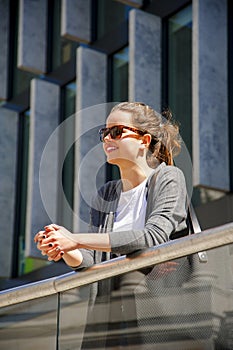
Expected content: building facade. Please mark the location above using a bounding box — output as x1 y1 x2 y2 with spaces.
0 0 232 286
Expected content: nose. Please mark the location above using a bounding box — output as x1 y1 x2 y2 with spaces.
103 132 112 142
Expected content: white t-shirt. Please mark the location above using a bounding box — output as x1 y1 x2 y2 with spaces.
113 179 147 232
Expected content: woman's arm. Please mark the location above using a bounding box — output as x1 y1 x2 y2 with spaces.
61 250 83 267
35 225 111 258
35 233 84 266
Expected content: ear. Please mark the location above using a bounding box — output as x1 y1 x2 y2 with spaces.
141 133 152 148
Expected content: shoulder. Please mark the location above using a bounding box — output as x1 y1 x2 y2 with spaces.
159 164 185 180
148 163 186 188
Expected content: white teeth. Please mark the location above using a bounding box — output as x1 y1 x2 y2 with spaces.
106 146 117 152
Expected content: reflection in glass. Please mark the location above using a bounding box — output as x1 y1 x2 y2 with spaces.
58 244 233 349
0 295 58 350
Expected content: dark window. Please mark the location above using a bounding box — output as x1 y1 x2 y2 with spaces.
97 0 131 40
167 5 192 154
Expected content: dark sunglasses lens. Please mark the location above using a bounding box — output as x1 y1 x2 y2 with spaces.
103 129 110 139
99 128 107 141
110 126 123 139
100 126 124 141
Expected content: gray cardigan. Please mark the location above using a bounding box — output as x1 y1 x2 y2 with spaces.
78 162 188 269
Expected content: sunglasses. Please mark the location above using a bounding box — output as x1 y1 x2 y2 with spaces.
99 125 146 142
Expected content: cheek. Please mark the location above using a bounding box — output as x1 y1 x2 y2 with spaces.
120 140 141 156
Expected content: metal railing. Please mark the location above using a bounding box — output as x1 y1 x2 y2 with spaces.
1 222 233 308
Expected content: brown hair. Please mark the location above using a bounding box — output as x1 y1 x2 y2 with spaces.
111 102 181 166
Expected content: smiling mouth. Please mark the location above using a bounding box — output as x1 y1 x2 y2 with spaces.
105 146 118 153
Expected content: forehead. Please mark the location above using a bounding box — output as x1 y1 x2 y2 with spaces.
106 110 132 126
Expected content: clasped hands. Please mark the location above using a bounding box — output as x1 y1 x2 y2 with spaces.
34 224 78 262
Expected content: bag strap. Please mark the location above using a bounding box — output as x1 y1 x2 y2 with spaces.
188 202 208 263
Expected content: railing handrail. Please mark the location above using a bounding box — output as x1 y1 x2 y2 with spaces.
1 222 233 308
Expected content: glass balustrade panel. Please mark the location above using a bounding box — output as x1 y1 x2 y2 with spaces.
58 244 233 350
0 294 58 350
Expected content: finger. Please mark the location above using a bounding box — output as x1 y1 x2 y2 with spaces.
40 242 56 251
46 244 62 255
37 242 42 250
40 236 56 246
52 251 64 262
44 224 60 232
34 230 46 243
42 230 57 239
51 224 60 230
37 239 51 250
47 250 63 261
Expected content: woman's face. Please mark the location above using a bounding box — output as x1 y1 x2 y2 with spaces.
103 110 146 168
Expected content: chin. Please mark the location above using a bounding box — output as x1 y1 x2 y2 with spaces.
107 157 119 165
107 156 131 168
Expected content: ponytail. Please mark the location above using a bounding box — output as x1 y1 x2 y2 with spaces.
149 108 181 166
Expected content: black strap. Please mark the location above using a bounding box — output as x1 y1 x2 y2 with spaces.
188 203 208 263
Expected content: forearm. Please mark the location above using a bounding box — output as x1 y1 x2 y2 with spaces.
71 233 111 252
36 225 111 254
62 249 83 267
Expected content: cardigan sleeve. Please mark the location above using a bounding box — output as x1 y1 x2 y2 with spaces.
109 166 188 255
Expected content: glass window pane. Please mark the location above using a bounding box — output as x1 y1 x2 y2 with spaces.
16 110 49 275
106 47 129 181
17 111 30 275
58 82 76 230
97 0 131 40
168 5 192 155
112 46 129 102
51 0 79 71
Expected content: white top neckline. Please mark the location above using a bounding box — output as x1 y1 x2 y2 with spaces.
113 178 148 232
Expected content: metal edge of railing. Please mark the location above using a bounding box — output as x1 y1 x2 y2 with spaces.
1 222 233 308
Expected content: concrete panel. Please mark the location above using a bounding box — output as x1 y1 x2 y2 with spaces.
26 79 60 257
0 0 10 100
18 0 48 74
61 0 92 43
0 108 18 277
129 9 161 111
74 46 107 231
192 0 229 190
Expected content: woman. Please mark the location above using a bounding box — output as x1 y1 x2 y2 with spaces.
35 102 189 347
35 102 188 266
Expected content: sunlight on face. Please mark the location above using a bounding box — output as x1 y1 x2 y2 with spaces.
103 110 145 168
